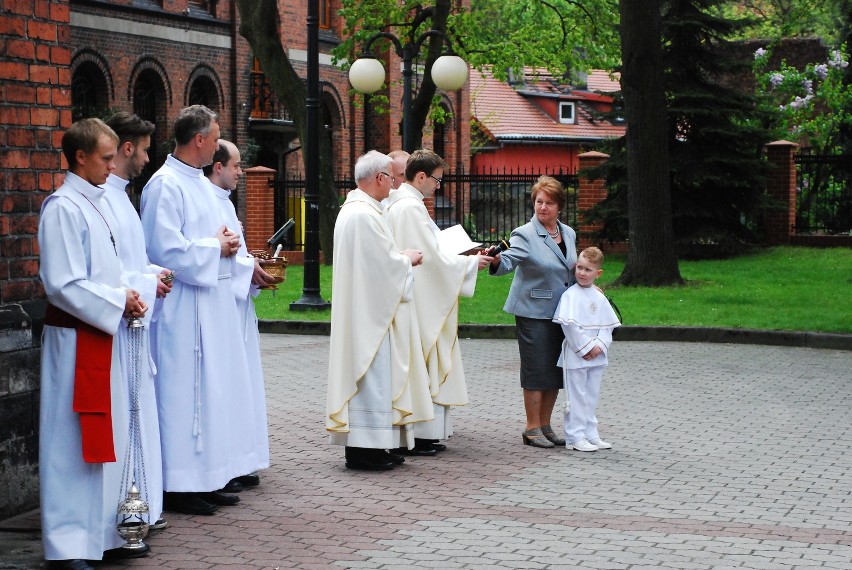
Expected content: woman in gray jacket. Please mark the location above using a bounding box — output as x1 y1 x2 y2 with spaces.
489 176 577 448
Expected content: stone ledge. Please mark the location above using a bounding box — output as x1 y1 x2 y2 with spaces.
258 321 852 350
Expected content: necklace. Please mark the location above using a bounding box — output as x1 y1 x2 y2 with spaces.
547 227 560 239
77 191 118 256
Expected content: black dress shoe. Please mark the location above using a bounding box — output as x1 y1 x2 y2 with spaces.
219 479 243 493
416 438 447 452
346 456 394 470
382 450 405 465
198 491 240 506
393 446 438 457
345 446 394 470
233 473 261 487
163 491 218 515
47 560 94 570
103 543 150 560
414 437 447 451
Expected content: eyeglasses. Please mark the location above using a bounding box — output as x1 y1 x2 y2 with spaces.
429 174 442 187
378 171 394 183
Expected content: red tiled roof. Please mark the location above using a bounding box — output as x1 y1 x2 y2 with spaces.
470 68 625 143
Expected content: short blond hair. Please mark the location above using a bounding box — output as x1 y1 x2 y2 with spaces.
530 175 565 210
579 246 604 268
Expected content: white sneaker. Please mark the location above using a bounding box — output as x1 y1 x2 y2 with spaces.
571 438 598 452
588 438 612 450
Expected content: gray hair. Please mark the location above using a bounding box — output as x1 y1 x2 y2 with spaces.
173 105 218 146
354 150 391 183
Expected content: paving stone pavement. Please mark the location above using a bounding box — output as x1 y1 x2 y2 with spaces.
1 335 850 569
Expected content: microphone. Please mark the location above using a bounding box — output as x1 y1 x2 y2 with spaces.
483 239 509 256
267 218 296 247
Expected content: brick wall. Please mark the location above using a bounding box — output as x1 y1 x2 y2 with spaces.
0 0 71 520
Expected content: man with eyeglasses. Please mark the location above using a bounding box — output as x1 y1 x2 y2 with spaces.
384 149 493 456
326 150 433 471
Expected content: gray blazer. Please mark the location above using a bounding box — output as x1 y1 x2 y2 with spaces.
491 216 577 319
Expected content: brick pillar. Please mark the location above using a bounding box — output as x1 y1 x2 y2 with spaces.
576 151 610 251
764 140 799 246
243 166 276 253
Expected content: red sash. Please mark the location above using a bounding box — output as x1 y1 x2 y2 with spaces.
45 304 116 463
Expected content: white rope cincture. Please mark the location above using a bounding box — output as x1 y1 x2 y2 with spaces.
193 289 203 453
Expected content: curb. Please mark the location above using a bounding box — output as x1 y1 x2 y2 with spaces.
258 321 852 351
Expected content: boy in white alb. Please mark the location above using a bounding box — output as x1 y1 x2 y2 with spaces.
553 247 620 452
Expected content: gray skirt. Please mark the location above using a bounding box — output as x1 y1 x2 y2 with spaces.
515 315 564 391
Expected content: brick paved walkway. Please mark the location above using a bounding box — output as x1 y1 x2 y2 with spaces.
2 335 850 569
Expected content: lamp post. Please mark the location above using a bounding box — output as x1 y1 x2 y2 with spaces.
348 28 468 153
290 0 330 311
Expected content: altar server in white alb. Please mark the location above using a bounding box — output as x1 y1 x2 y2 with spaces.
384 149 493 455
38 118 149 570
326 150 433 471
553 247 620 453
141 105 257 516
203 139 280 490
103 111 173 533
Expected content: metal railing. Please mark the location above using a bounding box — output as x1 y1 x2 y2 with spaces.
795 152 852 235
271 168 579 250
250 71 293 123
437 168 578 247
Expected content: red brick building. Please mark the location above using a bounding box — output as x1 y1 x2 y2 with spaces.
470 68 625 172
0 0 471 519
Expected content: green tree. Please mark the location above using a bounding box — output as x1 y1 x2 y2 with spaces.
456 0 621 80
836 0 852 155
712 1 846 43
335 0 621 145
236 0 338 263
589 0 772 262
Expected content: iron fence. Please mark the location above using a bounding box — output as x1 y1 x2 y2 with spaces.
271 168 578 250
438 168 578 247
795 152 852 235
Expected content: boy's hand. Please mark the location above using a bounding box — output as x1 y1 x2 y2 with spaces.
584 346 603 360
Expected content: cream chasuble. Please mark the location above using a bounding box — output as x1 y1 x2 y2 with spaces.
326 189 433 449
384 184 474 439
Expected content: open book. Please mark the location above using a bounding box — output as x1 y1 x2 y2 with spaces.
437 224 482 255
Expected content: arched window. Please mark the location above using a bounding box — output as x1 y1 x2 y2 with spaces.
433 106 448 160
321 88 345 174
131 70 168 209
71 61 110 121
188 75 220 111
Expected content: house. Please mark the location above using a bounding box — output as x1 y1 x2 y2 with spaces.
470 68 625 173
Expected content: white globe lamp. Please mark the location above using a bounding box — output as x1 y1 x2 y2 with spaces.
431 54 468 91
349 57 386 94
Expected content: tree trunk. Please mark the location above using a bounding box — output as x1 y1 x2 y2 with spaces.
236 0 338 264
616 0 682 286
408 0 452 149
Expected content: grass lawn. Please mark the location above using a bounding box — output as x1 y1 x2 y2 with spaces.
253 246 852 334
